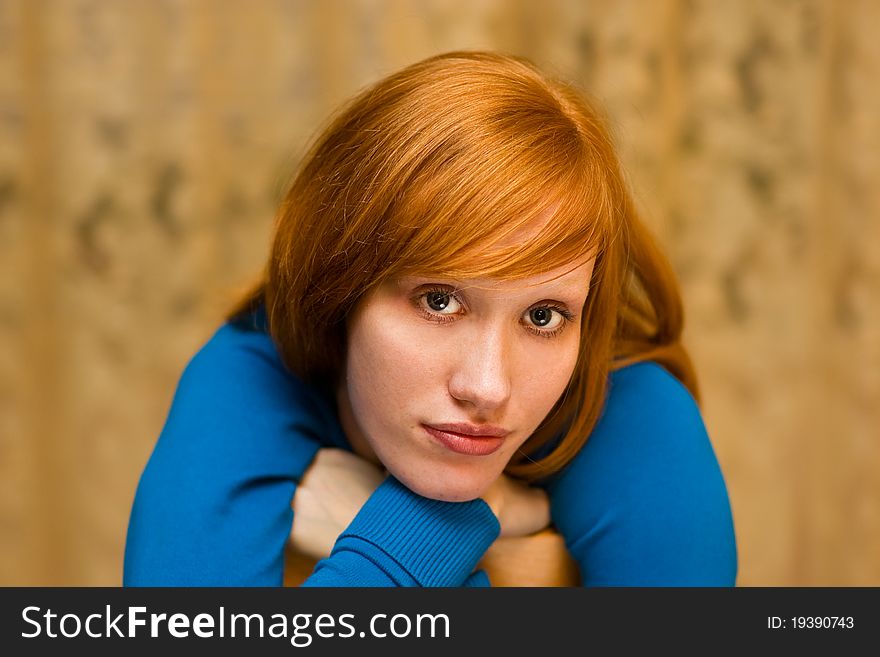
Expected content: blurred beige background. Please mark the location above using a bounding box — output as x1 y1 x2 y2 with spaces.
1 0 878 586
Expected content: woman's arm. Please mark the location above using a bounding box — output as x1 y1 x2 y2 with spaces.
123 321 334 585
545 361 738 586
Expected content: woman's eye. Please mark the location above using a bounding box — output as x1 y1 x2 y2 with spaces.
422 290 462 315
415 287 572 336
525 306 564 331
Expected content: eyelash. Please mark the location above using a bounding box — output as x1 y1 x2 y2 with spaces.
413 285 576 339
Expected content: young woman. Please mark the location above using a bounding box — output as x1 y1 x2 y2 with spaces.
123 51 737 587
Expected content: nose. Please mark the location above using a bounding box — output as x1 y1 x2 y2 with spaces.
447 323 512 414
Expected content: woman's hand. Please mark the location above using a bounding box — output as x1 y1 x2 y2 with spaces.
480 473 551 538
287 448 556 586
290 448 549 560
290 448 387 560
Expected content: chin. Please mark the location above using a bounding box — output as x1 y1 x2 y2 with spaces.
390 464 492 503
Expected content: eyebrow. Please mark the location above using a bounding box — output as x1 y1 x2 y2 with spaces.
405 275 589 299
528 283 591 302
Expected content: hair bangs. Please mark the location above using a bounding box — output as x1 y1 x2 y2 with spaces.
381 134 613 286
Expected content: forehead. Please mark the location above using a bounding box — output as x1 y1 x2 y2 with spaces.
401 255 595 296
461 256 594 292
445 207 595 291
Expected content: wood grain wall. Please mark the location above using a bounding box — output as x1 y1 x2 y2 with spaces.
1 0 877 585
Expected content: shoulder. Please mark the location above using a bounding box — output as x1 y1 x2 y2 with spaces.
552 360 715 490
599 361 706 454
174 320 331 429
182 320 293 394
607 360 700 421
547 361 738 585
153 317 347 463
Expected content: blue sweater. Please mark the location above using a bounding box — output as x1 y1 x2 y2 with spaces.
123 313 737 587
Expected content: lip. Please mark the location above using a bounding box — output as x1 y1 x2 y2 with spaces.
424 422 510 438
422 423 507 456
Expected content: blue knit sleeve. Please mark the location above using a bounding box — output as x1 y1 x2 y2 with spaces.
545 362 738 586
301 477 499 587
123 322 335 586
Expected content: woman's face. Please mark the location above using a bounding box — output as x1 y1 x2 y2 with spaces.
336 257 595 502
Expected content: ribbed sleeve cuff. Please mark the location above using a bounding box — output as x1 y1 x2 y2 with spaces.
335 477 500 587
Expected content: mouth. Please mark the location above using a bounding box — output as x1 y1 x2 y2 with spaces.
421 423 507 456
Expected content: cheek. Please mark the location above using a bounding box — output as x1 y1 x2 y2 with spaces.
513 338 580 425
345 311 440 423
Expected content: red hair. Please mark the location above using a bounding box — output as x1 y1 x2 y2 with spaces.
230 51 698 482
